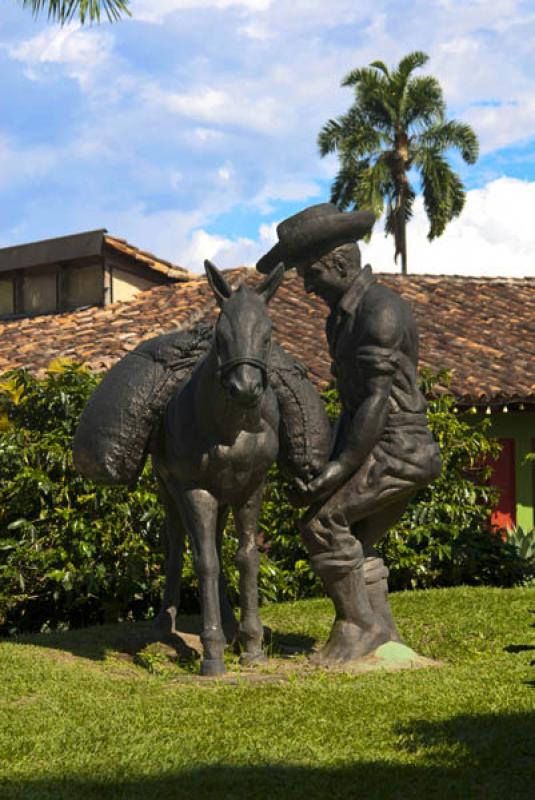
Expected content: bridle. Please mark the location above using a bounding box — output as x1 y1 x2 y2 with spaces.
217 346 271 389
214 294 273 390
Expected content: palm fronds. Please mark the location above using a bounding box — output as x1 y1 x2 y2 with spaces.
19 0 131 24
418 121 479 164
318 50 479 273
416 150 466 239
401 76 445 128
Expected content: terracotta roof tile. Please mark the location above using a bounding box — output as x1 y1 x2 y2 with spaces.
104 235 195 281
0 268 533 405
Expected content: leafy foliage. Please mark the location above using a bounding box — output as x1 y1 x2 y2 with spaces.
0 365 164 635
19 0 130 24
318 51 479 273
377 369 529 589
504 526 535 564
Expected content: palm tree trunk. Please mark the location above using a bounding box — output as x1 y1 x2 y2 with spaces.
390 149 409 275
393 202 408 274
400 211 407 275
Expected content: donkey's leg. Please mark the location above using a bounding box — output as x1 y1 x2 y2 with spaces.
216 505 239 644
154 480 186 634
233 484 267 666
171 485 227 676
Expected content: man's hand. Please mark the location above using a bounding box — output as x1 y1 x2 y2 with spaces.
293 460 351 506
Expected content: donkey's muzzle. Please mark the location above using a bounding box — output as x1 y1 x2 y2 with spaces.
219 356 269 407
227 373 264 407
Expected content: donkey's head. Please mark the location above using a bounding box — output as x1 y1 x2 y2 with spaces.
205 259 284 408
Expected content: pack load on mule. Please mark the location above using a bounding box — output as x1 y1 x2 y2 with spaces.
73 315 331 487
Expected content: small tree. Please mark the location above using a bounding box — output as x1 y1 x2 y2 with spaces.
318 51 479 274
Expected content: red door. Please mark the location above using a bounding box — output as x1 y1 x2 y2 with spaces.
487 438 516 531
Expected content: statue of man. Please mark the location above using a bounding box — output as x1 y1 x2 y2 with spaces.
257 203 441 664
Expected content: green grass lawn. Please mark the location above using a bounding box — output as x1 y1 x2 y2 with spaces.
1 586 534 800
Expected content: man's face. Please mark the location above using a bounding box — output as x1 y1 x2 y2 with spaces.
294 250 354 306
295 258 331 296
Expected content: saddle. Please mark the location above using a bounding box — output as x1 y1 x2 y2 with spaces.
73 324 331 487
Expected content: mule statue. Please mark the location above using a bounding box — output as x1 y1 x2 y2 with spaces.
74 259 331 676
150 261 285 675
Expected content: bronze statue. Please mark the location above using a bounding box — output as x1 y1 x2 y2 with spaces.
74 259 332 676
257 203 441 664
151 261 287 675
74 204 441 674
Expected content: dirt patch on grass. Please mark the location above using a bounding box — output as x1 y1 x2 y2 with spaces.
112 623 442 685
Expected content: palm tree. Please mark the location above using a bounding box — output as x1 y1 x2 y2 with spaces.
318 51 479 274
19 0 130 24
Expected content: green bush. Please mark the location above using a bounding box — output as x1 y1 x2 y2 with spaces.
378 369 494 587
379 371 534 589
1 363 531 635
0 365 165 634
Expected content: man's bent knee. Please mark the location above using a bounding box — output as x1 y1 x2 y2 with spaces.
299 511 364 579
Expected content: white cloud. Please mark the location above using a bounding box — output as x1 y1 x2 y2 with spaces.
463 97 535 154
251 178 322 214
217 163 233 182
180 221 277 270
5 23 113 90
105 204 209 268
192 127 224 143
3 0 535 276
238 20 273 39
365 177 535 277
132 0 271 24
143 83 282 132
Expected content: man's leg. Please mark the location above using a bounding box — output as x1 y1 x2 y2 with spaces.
299 504 390 664
352 493 416 643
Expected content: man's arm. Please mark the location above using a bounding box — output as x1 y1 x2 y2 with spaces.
300 297 402 502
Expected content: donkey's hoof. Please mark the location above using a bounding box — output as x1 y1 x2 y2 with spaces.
239 650 268 667
200 658 227 677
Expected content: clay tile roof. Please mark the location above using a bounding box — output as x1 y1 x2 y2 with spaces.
0 267 533 406
103 235 194 281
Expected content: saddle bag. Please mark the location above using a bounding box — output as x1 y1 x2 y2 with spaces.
73 325 213 485
270 344 332 482
73 327 331 487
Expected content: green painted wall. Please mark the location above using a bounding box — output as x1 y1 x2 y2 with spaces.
483 411 535 531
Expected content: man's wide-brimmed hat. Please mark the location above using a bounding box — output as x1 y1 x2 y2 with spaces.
256 203 375 274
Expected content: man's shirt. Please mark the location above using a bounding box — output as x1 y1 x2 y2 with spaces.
325 265 428 419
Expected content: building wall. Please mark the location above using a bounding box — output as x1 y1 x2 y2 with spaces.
486 411 535 530
111 266 154 303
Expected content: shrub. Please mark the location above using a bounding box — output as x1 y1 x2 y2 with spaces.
0 365 165 634
378 369 506 589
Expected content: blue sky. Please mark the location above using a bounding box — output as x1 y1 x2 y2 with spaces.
1 0 535 276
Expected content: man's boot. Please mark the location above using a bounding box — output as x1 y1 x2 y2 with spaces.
300 513 390 664
364 556 402 643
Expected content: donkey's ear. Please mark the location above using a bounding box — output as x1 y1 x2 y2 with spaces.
256 262 284 304
205 259 232 306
